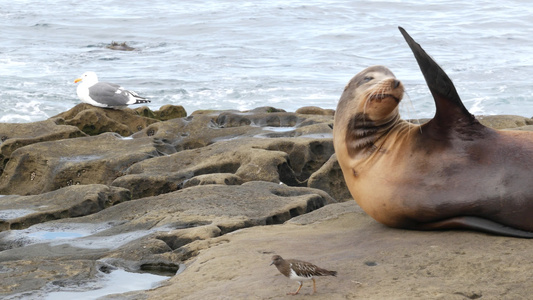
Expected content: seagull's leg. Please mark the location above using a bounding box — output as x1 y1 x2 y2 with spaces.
287 281 303 295
311 278 317 294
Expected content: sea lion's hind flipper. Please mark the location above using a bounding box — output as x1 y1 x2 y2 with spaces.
398 27 475 127
415 216 533 238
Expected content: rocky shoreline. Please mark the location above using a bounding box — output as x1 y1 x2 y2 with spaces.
1 104 533 299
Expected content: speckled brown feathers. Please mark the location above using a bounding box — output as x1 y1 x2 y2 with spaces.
271 255 337 295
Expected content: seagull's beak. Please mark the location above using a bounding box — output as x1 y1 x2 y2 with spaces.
74 78 82 83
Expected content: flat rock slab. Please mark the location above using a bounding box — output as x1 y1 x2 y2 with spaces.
72 181 335 233
132 108 333 152
5 108 533 299
476 115 533 129
127 201 533 300
113 137 334 199
308 153 351 202
0 259 99 298
0 133 162 195
0 184 130 232
0 119 86 166
0 182 334 298
54 104 161 136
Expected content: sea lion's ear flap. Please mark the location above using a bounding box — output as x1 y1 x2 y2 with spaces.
398 27 475 126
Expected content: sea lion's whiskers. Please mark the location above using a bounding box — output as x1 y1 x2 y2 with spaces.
400 91 416 120
399 91 423 133
361 83 392 129
363 87 380 116
372 84 386 100
366 86 383 104
362 89 377 125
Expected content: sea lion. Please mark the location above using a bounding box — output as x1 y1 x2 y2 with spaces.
333 27 533 238
106 41 135 51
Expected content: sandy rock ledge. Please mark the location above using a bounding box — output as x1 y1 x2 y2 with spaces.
1 106 533 299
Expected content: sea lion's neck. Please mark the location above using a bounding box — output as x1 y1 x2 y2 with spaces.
345 112 401 156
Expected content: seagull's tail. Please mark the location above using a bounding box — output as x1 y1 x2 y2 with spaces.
133 98 151 104
130 91 151 104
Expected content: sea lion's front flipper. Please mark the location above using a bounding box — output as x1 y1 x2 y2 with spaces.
414 216 533 239
399 27 475 128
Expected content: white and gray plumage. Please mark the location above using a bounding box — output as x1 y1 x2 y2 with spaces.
270 255 337 295
74 71 150 108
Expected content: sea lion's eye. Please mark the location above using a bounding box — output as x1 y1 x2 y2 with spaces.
363 76 373 82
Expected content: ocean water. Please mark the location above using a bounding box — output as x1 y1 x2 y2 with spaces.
2 0 533 123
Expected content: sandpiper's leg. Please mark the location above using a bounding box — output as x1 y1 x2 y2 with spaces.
287 281 303 295
311 278 317 294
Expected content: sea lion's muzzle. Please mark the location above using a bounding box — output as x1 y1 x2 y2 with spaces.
392 79 401 89
367 78 404 104
368 94 401 103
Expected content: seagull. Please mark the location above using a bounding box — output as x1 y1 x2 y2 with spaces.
74 71 150 108
270 255 337 295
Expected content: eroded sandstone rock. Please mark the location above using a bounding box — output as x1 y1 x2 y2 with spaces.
0 133 162 195
136 201 533 300
295 106 335 116
0 184 130 232
54 104 160 136
477 115 533 129
0 182 334 298
308 153 351 202
0 259 99 297
4 105 533 299
181 173 244 189
0 119 86 170
133 109 333 150
112 137 334 199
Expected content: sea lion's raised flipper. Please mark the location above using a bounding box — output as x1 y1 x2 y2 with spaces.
399 27 475 127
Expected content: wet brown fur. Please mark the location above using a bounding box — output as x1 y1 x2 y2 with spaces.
333 62 533 238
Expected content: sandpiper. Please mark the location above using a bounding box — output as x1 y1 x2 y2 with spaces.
270 255 337 295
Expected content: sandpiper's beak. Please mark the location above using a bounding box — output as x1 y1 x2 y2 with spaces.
270 261 274 266
74 78 82 83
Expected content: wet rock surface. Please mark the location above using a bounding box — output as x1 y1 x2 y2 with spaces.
53 103 186 136
0 118 86 169
0 184 129 232
141 202 533 300
308 153 351 202
476 114 533 129
0 105 340 298
1 108 532 299
112 137 334 199
0 259 99 298
0 133 163 195
0 182 334 298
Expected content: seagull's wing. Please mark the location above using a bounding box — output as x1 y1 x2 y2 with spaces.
88 82 132 106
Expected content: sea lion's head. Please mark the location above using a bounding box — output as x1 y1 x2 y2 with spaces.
334 66 405 154
338 65 404 122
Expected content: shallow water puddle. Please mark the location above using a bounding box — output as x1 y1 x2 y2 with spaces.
261 126 297 132
27 231 86 240
58 155 103 162
1 221 178 252
45 269 171 300
120 135 134 140
0 222 114 249
55 229 165 250
0 209 36 220
297 133 333 139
